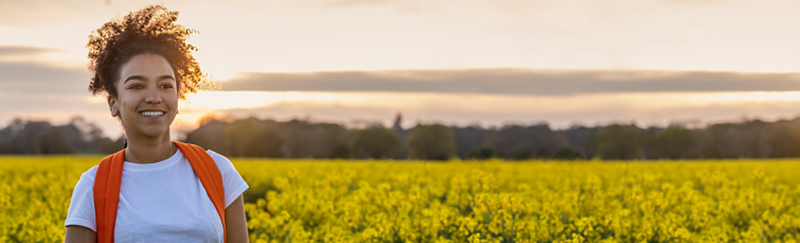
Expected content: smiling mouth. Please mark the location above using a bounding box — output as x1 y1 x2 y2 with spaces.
140 111 165 117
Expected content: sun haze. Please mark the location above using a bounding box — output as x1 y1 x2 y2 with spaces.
2 0 800 136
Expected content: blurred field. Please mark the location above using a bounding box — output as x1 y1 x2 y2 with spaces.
2 156 800 242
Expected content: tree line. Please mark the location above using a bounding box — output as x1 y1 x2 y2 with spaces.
0 117 124 155
3 114 800 161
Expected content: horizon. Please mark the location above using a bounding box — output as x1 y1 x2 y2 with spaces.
3 0 800 138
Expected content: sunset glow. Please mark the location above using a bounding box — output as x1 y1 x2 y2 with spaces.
2 0 800 136
180 91 367 111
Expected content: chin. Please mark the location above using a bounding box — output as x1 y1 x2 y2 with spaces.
137 127 171 138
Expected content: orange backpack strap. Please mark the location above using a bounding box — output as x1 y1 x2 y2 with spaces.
94 150 125 243
174 141 227 242
93 142 227 243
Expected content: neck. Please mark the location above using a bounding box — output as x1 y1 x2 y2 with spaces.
124 134 176 164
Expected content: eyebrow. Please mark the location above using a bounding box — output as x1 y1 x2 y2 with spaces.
124 75 175 84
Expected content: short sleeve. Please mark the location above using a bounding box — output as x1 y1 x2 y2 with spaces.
206 150 249 207
64 166 99 232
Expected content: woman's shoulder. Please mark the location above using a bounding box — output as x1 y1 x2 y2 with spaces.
70 165 99 195
204 150 235 171
203 149 248 206
79 165 100 182
204 149 230 162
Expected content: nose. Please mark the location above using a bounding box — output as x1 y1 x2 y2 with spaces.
144 86 162 104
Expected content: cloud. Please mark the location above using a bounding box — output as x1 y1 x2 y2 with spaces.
323 0 392 7
222 69 800 96
208 91 800 129
0 61 90 95
0 45 61 56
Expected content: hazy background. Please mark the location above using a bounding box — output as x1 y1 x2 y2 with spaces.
3 0 800 138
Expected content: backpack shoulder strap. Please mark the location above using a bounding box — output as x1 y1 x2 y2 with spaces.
174 141 227 242
93 143 227 243
94 150 125 243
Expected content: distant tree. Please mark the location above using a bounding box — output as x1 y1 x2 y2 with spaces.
559 125 602 157
766 120 800 158
223 119 255 157
278 120 347 158
486 123 568 160
534 147 552 159
738 120 772 158
68 116 106 152
466 146 497 160
588 124 645 160
40 127 73 154
224 118 283 158
506 146 534 160
349 127 402 159
391 113 404 132
9 120 47 154
330 142 351 159
0 141 7 154
98 136 126 155
696 121 771 159
650 126 699 159
406 124 456 161
319 123 351 158
390 113 411 159
3 121 75 154
452 125 489 158
185 119 230 154
640 126 662 159
696 123 732 158
187 118 351 158
552 146 585 160
0 117 117 154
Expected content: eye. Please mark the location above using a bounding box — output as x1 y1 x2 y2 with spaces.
129 84 143 89
161 83 174 89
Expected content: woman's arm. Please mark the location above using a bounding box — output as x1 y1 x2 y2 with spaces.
226 194 249 243
65 225 96 243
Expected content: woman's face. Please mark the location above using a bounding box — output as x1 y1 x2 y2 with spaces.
108 53 178 140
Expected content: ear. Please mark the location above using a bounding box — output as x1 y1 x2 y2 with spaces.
107 96 119 117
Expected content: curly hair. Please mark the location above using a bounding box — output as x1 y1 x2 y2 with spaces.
87 5 211 99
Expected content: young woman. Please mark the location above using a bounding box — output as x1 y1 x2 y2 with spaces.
65 5 249 242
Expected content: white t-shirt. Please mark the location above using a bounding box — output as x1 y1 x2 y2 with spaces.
64 149 249 243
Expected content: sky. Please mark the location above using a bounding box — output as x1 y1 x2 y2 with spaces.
2 0 800 137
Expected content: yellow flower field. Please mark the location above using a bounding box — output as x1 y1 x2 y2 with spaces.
1 156 799 242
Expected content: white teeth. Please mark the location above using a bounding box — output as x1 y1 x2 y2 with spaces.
140 111 164 117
